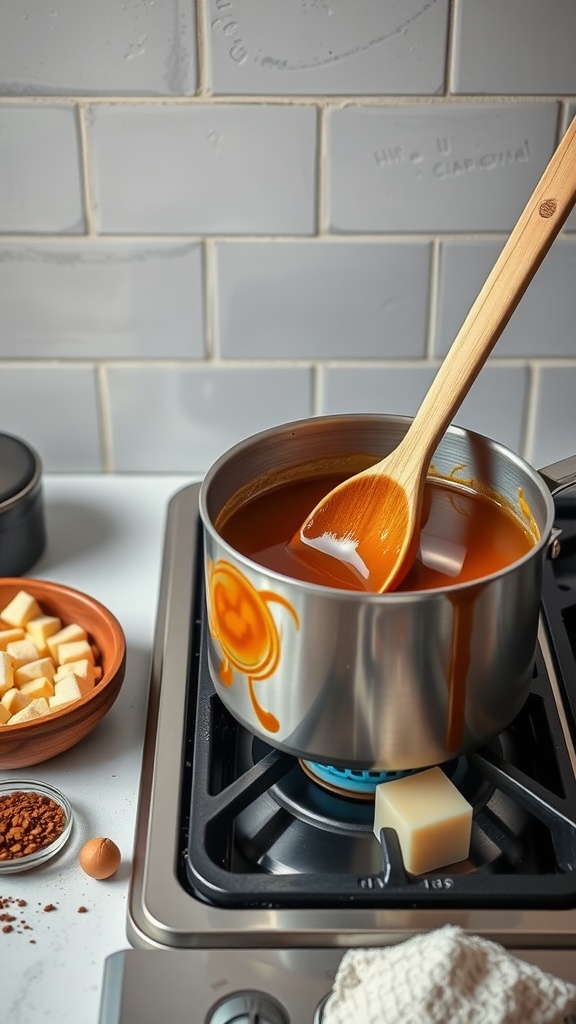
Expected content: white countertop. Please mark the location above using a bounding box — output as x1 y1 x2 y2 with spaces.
1 474 196 1024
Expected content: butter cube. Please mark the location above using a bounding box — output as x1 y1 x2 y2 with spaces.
15 656 57 686
57 639 94 666
54 658 95 688
49 673 85 710
8 697 50 724
19 676 55 701
0 702 10 725
1 687 30 716
373 767 473 876
6 638 40 669
0 628 25 651
0 590 42 627
26 615 62 651
47 624 87 662
0 651 14 696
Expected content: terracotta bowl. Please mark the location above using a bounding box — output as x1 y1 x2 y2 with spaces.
0 578 126 770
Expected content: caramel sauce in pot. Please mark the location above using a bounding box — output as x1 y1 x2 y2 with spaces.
217 471 536 594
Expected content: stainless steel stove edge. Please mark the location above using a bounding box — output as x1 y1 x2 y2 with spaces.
127 483 576 953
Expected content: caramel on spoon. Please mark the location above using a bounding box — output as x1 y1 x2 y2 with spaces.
293 117 576 593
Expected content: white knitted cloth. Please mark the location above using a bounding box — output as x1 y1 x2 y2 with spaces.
322 926 576 1024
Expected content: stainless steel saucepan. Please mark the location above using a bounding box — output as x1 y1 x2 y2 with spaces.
199 414 576 771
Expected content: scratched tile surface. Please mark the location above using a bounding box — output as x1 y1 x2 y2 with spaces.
0 0 197 96
207 0 449 96
328 104 559 232
0 242 204 358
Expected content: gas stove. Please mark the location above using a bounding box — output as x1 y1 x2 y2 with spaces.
100 482 576 1022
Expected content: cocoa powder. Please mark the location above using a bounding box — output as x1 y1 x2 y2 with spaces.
0 790 66 861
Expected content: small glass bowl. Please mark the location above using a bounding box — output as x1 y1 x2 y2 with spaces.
0 779 73 873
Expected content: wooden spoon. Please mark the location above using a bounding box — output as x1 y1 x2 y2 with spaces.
293 116 576 593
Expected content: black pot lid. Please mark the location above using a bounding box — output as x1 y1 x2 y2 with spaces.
0 434 38 505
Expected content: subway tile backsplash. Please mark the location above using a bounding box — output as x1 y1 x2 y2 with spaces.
0 0 197 96
0 1 575 474
105 365 313 471
0 106 84 233
328 103 559 233
90 104 317 234
216 241 431 359
0 242 204 358
207 0 450 96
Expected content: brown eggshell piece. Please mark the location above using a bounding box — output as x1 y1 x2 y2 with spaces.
79 837 121 879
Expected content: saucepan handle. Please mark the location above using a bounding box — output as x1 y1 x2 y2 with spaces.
539 455 576 498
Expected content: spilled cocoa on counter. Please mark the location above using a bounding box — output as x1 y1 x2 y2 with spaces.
0 790 66 861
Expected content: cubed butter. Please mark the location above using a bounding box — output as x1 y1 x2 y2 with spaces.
373 767 472 876
54 658 95 687
0 651 14 696
8 697 50 724
0 590 42 627
47 623 87 662
0 702 10 725
57 639 95 666
26 614 62 650
1 686 30 716
6 638 40 669
15 656 57 686
0 627 25 650
19 676 55 700
49 673 86 710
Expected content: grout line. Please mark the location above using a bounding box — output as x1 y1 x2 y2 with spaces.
77 104 98 237
96 364 114 472
444 0 458 97
195 0 211 97
316 106 328 236
312 364 323 416
522 362 540 463
0 231 545 245
203 238 217 360
1 94 575 107
425 238 441 360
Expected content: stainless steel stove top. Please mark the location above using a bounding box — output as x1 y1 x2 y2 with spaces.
97 482 576 1022
127 482 576 951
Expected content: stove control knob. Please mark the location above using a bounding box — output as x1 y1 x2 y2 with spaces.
205 990 289 1024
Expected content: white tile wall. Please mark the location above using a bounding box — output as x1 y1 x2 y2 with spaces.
105 365 313 470
207 0 450 96
216 241 431 358
90 104 317 234
0 1 575 474
328 104 559 233
0 242 204 357
0 106 84 233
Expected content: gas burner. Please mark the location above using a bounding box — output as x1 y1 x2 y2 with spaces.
181 620 576 909
299 760 413 799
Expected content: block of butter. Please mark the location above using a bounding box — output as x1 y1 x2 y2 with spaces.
373 766 472 876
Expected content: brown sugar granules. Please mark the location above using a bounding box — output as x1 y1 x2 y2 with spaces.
0 790 66 861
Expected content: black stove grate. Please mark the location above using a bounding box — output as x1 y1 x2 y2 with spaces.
178 506 576 911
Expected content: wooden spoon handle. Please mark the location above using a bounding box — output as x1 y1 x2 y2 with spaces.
406 115 576 466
